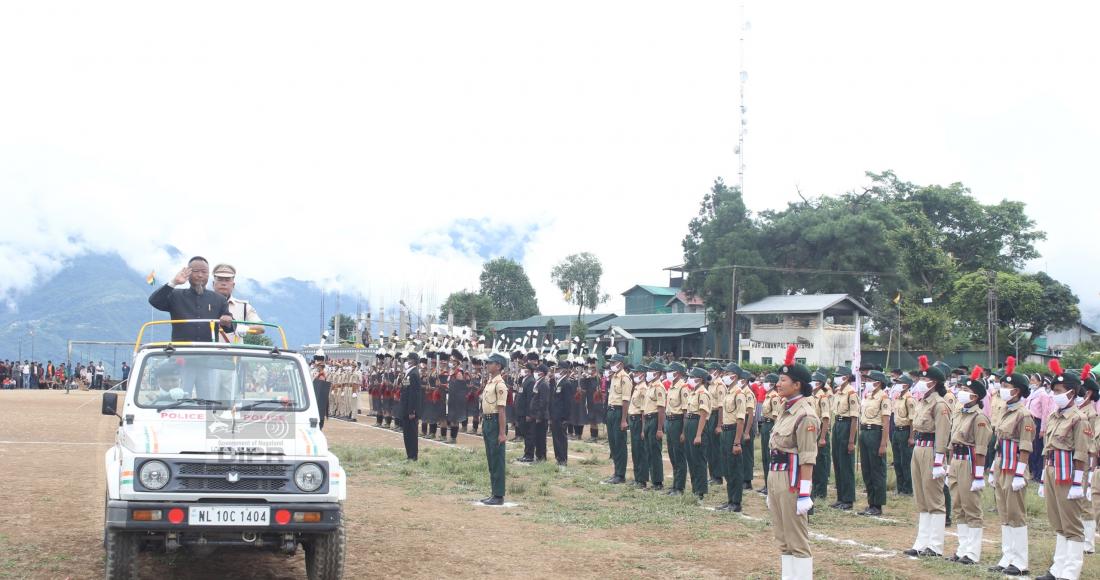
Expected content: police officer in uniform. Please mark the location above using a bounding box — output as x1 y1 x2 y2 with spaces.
766 345 820 579
989 356 1034 576
479 353 510 505
684 367 712 500
810 371 832 500
859 370 891 516
664 362 688 496
604 353 632 484
718 362 747 511
891 374 916 496
830 366 859 510
398 352 422 461
550 359 574 466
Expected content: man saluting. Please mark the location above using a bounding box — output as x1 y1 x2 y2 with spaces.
148 256 234 342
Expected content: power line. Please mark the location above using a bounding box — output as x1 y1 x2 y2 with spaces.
681 264 900 277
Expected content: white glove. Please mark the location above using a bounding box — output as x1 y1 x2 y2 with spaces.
1088 486 1094 501
932 466 947 480
235 325 250 337
1011 476 1027 492
796 496 813 515
1038 482 1045 498
970 478 986 492
1068 485 1085 500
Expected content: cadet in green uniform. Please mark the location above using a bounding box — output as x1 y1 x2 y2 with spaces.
759 373 782 494
859 370 891 516
739 368 757 490
643 362 667 491
891 374 916 496
664 363 688 496
706 362 726 485
718 362 747 511
603 354 632 484
684 367 712 500
627 364 650 488
830 367 859 510
479 353 509 506
767 344 820 579
810 371 832 499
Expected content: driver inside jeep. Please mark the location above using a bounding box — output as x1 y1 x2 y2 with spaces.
138 364 187 405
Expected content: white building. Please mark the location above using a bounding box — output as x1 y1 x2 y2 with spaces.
736 294 872 367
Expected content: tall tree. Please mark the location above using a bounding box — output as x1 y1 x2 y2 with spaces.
328 314 357 341
551 252 609 320
1021 271 1081 353
479 258 540 320
951 271 1043 343
439 290 496 328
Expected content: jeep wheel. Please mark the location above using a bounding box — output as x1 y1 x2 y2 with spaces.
104 528 139 580
304 512 346 580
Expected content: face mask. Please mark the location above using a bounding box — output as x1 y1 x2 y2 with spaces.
810 381 820 390
646 372 656 382
764 382 773 391
959 391 976 404
1076 396 1086 407
603 371 610 379
686 378 697 388
833 377 844 387
721 375 734 386
534 372 544 380
999 387 1015 401
1052 391 1071 409
449 362 456 369
889 385 903 398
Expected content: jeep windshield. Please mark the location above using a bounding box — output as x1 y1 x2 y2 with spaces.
133 352 309 411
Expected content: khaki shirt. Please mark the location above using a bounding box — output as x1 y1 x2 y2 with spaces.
685 385 711 415
943 390 959 415
643 380 667 414
710 381 727 411
1043 406 1090 458
860 390 890 426
722 385 746 426
949 409 993 452
913 392 953 455
813 389 832 422
769 396 821 466
833 384 860 418
994 403 1035 451
739 384 755 418
480 374 507 415
609 370 633 407
628 380 647 416
762 391 784 421
893 392 916 428
666 380 687 414
1081 405 1100 455
989 391 1007 426
226 297 263 342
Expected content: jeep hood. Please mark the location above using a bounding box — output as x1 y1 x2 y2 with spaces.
121 409 329 457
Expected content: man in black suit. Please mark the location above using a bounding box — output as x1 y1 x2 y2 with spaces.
311 351 330 430
398 352 422 461
524 362 550 462
147 256 234 341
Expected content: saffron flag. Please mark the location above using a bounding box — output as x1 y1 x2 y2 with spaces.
146 270 155 285
892 292 901 305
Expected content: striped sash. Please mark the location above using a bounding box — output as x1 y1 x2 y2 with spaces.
999 439 1019 473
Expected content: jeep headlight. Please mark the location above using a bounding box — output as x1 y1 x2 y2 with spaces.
139 460 171 490
294 463 324 492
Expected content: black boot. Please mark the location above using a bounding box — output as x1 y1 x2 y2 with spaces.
450 426 459 443
461 420 469 433
473 420 480 433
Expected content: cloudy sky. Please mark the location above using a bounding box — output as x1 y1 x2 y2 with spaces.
1 1 1097 324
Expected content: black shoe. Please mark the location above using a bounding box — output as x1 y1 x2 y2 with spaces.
1003 565 1027 576
666 489 683 496
807 507 815 516
957 555 975 565
708 478 723 485
557 461 567 467
1033 573 1056 580
757 487 768 495
859 506 882 516
987 565 1005 573
715 502 731 511
943 554 960 563
479 496 494 503
743 482 753 490
481 496 504 506
837 503 853 510
605 476 625 484
730 503 742 512
945 518 953 527
903 549 920 557
650 484 664 491
829 501 842 509
632 482 648 489
917 548 941 558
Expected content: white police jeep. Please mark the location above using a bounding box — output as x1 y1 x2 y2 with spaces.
102 321 346 579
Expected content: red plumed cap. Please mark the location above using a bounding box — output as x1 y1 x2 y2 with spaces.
1005 356 1016 376
1049 359 1063 377
918 355 929 372
784 344 798 366
1083 364 1093 381
970 366 983 381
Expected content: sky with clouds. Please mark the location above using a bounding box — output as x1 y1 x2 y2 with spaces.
1 1 1097 326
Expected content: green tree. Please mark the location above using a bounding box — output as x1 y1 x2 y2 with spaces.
1059 340 1100 369
479 258 540 320
328 314 356 340
570 319 589 343
551 252 609 320
440 290 496 328
243 333 274 347
951 271 1043 342
1024 271 1081 338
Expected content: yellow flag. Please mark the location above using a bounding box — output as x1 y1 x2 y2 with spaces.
892 292 901 305
563 287 573 302
146 270 156 285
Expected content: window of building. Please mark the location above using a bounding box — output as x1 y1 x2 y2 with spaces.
796 357 806 365
761 357 773 366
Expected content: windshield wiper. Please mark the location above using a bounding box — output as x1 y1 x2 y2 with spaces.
236 399 291 411
154 398 227 411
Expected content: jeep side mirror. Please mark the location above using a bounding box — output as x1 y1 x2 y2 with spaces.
102 392 118 416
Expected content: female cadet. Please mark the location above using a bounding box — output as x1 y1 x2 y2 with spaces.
1036 360 1090 580
945 367 992 565
444 348 468 444
664 362 688 496
858 370 891 517
584 354 605 442
569 356 588 439
904 356 953 558
988 356 1034 576
766 344 820 579
643 362 667 491
718 362 747 511
1075 366 1098 555
683 367 712 500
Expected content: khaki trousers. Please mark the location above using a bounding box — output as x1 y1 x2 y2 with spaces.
767 468 811 558
912 446 946 514
994 469 1027 527
1044 464 1085 542
948 455 983 528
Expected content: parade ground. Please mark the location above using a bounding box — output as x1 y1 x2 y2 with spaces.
0 389 1094 579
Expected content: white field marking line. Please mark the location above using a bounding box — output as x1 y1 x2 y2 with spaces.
0 440 108 446
700 506 764 522
469 501 520 508
809 531 897 557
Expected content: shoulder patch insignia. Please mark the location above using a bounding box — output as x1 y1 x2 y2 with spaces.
942 409 950 416
1087 429 1095 437
807 424 816 433
978 422 987 429
1024 424 1034 432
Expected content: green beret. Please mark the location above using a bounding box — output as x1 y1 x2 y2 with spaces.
739 369 754 380
764 373 779 383
668 362 687 374
706 362 722 370
650 362 667 372
865 370 890 385
723 362 743 375
810 371 828 384
894 375 914 386
609 354 625 363
834 366 852 378
689 367 709 380
963 372 987 401
487 353 509 367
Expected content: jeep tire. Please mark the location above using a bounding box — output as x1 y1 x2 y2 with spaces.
104 528 139 580
304 511 346 580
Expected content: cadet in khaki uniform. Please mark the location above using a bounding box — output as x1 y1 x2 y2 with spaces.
858 370 891 516
935 360 958 527
738 368 757 490
684 367 712 500
985 368 1008 470
1075 370 1099 556
1037 360 1091 580
810 371 832 499
707 363 727 485
989 356 1034 576
904 356 952 558
891 375 916 496
479 353 510 506
643 362 667 491
627 364 650 488
830 367 859 510
766 345 820 580
718 362 747 511
664 363 688 496
759 373 782 493
945 367 993 565
604 354 632 485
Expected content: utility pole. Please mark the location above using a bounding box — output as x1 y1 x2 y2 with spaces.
737 0 748 197
987 270 998 368
729 267 738 361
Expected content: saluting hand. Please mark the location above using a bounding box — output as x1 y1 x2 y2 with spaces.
172 266 191 286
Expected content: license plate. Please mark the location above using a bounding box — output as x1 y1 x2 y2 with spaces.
188 506 270 526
